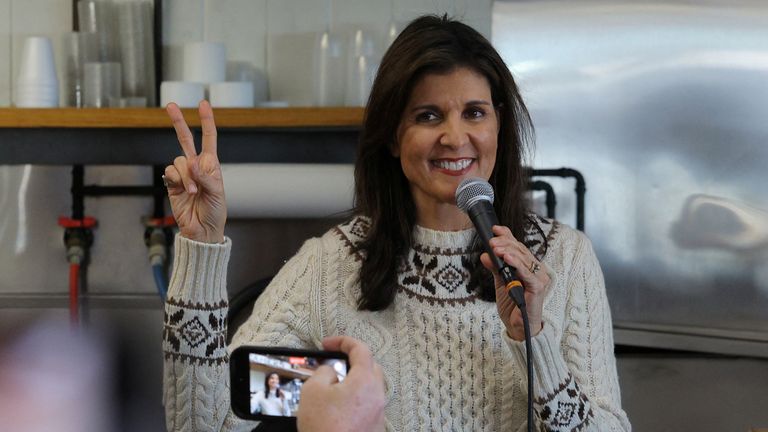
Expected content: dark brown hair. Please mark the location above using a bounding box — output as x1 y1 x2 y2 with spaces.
354 14 534 311
264 372 284 399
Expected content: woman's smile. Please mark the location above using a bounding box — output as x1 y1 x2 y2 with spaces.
431 157 475 175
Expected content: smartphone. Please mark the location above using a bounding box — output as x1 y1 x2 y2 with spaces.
230 345 350 422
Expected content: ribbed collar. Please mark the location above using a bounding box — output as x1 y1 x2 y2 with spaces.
412 225 476 251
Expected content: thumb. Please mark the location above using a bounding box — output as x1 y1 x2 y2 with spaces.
308 365 338 386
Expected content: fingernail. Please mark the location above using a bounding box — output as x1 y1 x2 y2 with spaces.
188 183 197 194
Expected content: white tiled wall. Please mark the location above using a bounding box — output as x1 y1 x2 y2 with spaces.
0 0 11 105
1 0 492 107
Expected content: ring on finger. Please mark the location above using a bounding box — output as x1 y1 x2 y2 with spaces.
529 260 541 274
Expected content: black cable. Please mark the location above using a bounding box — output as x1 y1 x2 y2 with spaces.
508 287 534 432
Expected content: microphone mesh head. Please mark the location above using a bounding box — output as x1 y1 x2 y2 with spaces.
455 177 494 212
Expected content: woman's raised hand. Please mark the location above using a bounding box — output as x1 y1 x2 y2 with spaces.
163 101 227 244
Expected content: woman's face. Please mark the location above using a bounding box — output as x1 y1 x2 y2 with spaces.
395 67 499 217
267 374 280 390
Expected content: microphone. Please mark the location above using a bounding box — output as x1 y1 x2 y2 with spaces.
455 177 525 307
456 177 533 432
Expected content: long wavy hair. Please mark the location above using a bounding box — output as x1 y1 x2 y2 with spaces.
354 15 534 311
264 372 284 399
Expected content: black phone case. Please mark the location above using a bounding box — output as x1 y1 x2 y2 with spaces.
230 345 349 425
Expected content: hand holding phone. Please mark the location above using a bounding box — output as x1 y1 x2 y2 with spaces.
230 337 386 432
230 345 350 422
297 336 386 432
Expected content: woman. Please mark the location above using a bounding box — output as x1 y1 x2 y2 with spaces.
252 373 291 416
162 15 631 431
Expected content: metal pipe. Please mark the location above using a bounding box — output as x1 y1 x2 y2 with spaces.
528 180 556 219
529 167 585 231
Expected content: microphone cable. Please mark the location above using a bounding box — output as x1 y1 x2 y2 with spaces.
507 285 534 432
456 177 534 432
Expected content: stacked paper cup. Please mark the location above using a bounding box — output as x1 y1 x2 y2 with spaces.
15 37 59 108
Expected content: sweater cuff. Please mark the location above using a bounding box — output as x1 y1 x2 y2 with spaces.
504 319 570 396
168 234 231 304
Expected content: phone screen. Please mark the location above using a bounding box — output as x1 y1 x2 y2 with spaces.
230 346 349 421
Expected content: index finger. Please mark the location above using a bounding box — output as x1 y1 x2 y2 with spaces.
198 100 218 156
166 102 197 158
321 336 374 371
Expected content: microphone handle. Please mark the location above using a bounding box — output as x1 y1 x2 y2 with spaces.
467 201 525 303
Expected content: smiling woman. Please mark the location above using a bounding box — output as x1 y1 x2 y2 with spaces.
162 14 630 432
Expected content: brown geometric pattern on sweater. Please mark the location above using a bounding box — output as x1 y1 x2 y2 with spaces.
523 213 559 261
398 250 474 296
163 297 228 365
535 374 593 431
336 215 558 305
337 214 558 261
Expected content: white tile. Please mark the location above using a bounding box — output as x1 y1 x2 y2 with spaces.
162 0 205 80
0 0 11 106
207 0 267 65
267 0 328 34
389 0 492 37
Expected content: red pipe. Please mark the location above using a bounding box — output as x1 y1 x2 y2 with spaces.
69 263 79 325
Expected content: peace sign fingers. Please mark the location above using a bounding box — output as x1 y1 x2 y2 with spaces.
198 100 218 157
166 102 197 159
163 100 227 244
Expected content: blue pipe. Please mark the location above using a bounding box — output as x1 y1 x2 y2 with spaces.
152 263 167 302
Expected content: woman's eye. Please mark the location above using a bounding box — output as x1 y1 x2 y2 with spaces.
464 107 486 119
415 111 439 122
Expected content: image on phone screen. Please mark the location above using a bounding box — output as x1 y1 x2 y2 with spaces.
246 352 348 417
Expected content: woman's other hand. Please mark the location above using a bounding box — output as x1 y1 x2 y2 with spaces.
480 225 550 341
163 100 227 243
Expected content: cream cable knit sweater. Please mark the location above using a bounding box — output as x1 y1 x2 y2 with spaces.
163 216 631 431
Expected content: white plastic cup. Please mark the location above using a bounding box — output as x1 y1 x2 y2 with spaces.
209 82 254 108
182 42 226 84
17 37 58 85
15 36 59 107
160 81 205 108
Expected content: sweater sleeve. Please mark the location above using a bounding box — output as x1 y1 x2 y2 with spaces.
163 234 321 432
506 232 631 431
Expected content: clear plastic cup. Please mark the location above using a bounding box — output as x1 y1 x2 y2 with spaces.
312 31 345 106
63 32 99 107
117 1 156 106
77 0 118 62
83 62 122 108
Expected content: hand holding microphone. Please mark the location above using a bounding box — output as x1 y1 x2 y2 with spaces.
455 178 549 341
